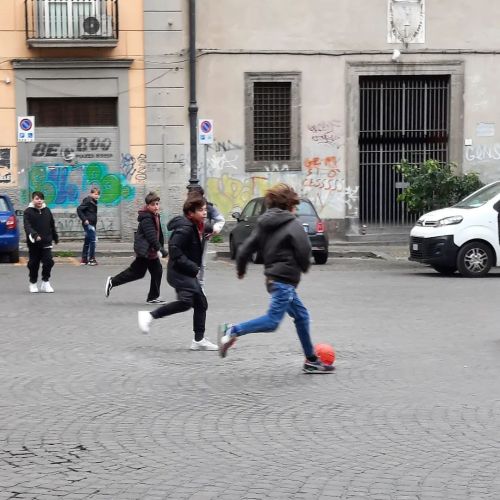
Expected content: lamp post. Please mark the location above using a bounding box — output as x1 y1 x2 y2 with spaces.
187 0 199 190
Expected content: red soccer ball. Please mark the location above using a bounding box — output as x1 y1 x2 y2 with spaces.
315 343 336 365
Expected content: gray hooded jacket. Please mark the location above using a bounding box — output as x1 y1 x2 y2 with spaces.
236 207 311 287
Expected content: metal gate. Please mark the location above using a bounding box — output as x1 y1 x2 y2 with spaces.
359 75 450 225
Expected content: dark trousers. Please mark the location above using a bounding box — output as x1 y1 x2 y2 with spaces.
81 224 97 261
27 246 54 283
111 257 162 301
151 289 208 340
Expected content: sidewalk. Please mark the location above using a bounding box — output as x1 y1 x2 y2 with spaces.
20 239 410 261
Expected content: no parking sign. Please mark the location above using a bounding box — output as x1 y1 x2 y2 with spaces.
198 119 214 145
17 116 36 142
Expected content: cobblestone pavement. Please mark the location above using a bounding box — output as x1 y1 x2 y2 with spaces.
1 257 500 499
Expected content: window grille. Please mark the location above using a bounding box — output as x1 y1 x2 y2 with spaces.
359 75 450 225
253 82 291 161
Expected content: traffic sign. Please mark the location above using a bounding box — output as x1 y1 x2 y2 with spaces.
198 119 214 145
17 116 35 142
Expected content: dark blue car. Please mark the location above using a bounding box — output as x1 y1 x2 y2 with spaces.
0 194 20 263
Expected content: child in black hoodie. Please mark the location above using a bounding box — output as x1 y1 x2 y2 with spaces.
23 191 59 293
137 191 218 351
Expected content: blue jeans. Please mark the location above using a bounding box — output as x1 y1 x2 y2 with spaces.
82 224 96 261
232 280 314 358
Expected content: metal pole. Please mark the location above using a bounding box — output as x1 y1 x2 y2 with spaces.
187 0 199 190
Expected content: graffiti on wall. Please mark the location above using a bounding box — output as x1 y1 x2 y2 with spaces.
206 174 269 215
465 143 500 162
307 121 342 146
120 153 148 183
0 148 11 184
302 120 348 216
28 162 135 208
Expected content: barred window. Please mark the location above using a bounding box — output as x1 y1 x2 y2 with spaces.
253 82 291 161
245 73 301 171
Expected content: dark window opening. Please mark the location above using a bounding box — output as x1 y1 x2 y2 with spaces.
28 98 118 127
253 82 291 161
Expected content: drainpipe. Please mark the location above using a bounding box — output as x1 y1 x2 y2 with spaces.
187 0 199 189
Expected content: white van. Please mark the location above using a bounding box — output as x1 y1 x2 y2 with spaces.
409 181 500 277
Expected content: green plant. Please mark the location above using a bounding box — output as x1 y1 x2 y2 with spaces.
210 234 224 244
394 159 484 213
54 250 75 257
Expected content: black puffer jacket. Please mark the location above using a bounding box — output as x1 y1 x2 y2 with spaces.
166 216 206 292
137 208 165 259
236 208 311 287
76 196 98 226
23 203 59 247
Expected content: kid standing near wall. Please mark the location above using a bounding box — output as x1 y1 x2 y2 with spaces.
77 187 100 265
23 191 59 293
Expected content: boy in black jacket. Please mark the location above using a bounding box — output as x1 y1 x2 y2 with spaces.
137 192 218 351
217 183 334 373
23 191 59 293
76 187 100 265
105 192 167 304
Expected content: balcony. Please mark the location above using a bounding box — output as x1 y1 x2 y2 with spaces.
25 0 118 48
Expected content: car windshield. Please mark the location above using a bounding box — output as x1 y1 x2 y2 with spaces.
454 181 500 208
296 200 316 216
0 198 9 212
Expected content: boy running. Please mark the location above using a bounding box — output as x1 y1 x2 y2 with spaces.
218 183 334 373
137 192 218 351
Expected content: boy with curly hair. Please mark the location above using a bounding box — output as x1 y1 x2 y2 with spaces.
218 183 334 373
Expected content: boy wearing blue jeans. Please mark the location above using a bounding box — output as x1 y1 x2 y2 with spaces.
218 183 334 373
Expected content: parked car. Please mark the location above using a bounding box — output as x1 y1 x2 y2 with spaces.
0 194 20 263
409 180 500 277
229 197 329 265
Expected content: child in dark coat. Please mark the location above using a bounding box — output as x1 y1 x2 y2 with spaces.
137 192 218 351
105 192 167 304
23 191 59 293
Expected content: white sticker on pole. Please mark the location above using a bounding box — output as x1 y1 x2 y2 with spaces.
198 119 214 145
17 116 36 142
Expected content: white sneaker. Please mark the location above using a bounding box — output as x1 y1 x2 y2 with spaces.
138 311 153 334
40 281 54 293
190 338 219 351
29 283 39 293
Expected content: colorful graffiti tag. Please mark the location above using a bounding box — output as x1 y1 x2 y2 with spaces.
28 163 135 207
206 174 270 215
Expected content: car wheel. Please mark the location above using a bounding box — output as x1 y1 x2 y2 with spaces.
229 237 237 260
457 241 493 277
431 264 457 275
9 249 19 263
313 251 328 265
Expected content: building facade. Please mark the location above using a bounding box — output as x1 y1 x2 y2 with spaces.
0 0 147 239
3 1 500 240
153 0 500 238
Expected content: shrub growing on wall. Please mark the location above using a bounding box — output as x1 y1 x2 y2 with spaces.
394 159 484 213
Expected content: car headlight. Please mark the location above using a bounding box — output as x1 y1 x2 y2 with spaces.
436 215 463 227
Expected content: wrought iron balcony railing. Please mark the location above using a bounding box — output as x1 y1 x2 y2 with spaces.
25 0 118 47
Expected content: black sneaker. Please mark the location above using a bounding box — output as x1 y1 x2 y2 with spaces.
303 359 335 374
105 276 113 298
146 298 167 304
88 259 98 266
